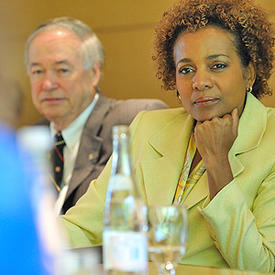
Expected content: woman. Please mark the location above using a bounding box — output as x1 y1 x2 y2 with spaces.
63 0 275 271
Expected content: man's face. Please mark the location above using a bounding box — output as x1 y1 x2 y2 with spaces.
28 29 99 130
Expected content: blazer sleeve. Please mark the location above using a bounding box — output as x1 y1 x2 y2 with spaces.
199 165 275 272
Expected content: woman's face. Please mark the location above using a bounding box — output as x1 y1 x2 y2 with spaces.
173 26 255 122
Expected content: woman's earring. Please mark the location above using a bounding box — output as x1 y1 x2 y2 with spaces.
246 86 252 93
176 90 181 100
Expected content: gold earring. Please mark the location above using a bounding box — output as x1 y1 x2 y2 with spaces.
247 87 252 93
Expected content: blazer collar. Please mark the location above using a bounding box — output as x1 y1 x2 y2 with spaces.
65 92 113 200
228 93 267 177
142 94 267 209
141 110 194 206
143 111 209 209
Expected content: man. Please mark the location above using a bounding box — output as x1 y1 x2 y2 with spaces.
25 17 167 214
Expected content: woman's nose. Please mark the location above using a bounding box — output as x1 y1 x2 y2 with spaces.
192 69 213 91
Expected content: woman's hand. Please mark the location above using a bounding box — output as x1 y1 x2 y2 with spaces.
194 108 239 199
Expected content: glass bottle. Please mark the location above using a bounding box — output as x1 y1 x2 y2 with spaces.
103 125 148 275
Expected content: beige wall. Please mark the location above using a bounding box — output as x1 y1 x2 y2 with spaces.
0 0 274 127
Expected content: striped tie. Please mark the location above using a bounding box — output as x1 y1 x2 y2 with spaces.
53 132 66 191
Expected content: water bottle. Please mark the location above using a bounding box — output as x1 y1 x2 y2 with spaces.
103 125 148 275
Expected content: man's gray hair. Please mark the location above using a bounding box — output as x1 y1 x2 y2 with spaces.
25 17 104 72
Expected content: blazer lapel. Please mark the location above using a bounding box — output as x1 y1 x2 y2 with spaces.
228 93 267 177
141 111 194 205
141 94 267 209
65 93 112 200
183 172 209 209
185 94 267 209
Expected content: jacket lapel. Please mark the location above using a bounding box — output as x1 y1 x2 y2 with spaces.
141 111 194 205
65 93 112 200
185 94 267 209
183 172 209 209
228 93 267 177
141 94 267 209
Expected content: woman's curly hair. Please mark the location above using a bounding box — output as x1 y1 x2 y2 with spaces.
153 0 274 98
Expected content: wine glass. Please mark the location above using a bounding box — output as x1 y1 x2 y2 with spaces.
147 205 188 275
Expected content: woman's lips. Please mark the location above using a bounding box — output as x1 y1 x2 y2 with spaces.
193 97 220 106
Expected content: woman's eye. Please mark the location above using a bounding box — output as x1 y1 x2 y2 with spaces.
212 63 227 70
178 67 194 75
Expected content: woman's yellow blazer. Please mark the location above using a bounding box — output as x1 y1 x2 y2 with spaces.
63 93 275 272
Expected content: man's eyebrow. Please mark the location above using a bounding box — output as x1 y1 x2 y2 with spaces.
55 60 70 65
30 60 71 67
30 62 41 67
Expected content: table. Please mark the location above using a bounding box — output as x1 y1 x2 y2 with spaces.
68 262 272 275
63 247 273 275
92 263 272 274
158 263 272 275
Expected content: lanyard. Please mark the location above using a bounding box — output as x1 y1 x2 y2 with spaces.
173 134 205 205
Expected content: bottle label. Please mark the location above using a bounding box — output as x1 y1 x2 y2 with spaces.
109 175 133 191
103 231 148 272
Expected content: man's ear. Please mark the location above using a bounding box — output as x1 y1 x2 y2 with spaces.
91 62 101 87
